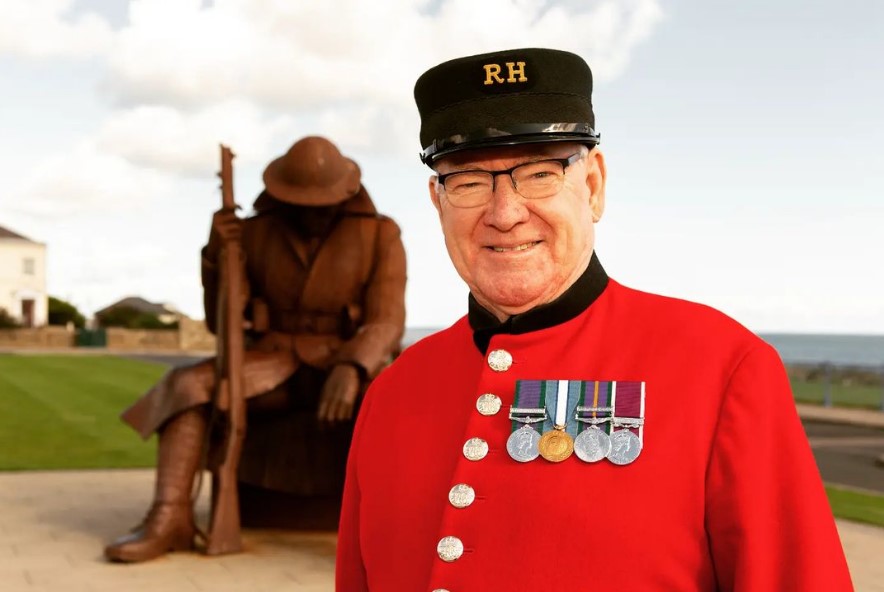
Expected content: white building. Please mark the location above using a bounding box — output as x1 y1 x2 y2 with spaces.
0 225 48 327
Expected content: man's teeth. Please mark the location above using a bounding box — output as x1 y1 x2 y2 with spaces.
491 241 538 253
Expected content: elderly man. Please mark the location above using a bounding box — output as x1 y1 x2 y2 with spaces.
336 49 852 590
105 136 406 563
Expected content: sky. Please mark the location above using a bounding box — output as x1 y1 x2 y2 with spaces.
0 0 881 334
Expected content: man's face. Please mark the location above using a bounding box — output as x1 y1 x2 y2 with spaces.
429 142 606 319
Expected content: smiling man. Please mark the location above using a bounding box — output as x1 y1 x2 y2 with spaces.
336 48 853 591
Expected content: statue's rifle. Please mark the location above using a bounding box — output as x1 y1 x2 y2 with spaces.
206 144 246 555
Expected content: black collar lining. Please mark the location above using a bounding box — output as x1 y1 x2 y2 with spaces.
468 252 608 354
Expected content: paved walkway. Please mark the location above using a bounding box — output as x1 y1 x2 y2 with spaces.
0 469 881 591
0 470 335 591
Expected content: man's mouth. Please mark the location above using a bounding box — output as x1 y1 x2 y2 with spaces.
489 241 541 253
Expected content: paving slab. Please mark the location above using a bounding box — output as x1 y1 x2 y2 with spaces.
0 469 335 592
0 469 881 591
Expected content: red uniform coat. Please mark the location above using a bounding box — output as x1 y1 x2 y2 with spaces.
337 279 853 591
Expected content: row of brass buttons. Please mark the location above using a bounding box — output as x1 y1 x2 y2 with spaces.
434 349 513 583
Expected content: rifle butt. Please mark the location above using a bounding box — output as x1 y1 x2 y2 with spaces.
206 480 242 555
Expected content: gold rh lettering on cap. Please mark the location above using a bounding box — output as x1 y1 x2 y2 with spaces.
506 61 527 82
483 62 528 85
483 63 505 85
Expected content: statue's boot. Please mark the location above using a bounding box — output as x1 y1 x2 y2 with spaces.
104 408 207 563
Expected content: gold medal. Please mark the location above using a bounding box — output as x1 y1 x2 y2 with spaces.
538 425 574 462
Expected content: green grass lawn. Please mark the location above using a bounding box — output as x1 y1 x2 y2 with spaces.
791 378 883 410
826 485 884 528
2 353 883 529
0 354 164 470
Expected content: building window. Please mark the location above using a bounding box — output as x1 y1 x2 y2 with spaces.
23 258 35 275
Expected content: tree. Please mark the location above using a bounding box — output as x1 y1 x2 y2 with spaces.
96 305 178 330
0 308 19 329
48 296 86 328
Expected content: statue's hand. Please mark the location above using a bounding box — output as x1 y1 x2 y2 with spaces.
206 208 243 260
318 363 361 423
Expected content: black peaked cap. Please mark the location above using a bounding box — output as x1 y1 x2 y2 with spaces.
414 48 600 166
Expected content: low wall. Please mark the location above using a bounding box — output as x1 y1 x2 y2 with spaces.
178 318 217 351
105 327 180 350
0 326 75 348
0 321 216 352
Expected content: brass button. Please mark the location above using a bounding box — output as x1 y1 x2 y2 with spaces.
437 536 464 562
462 437 488 461
476 393 502 416
448 483 476 509
487 349 513 372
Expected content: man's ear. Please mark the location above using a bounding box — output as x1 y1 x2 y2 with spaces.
586 148 607 222
429 176 443 218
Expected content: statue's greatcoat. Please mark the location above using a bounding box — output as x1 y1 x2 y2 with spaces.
121 187 406 440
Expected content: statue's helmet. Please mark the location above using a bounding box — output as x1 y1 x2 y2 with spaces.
262 136 361 206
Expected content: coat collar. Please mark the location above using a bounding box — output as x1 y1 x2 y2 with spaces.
468 252 609 353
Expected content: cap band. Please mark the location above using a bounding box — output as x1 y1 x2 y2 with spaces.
420 122 601 164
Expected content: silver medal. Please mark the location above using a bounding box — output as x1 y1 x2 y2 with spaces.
574 425 612 463
606 429 642 465
506 425 541 462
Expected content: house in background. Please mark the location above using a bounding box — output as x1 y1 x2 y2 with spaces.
94 296 187 326
0 224 47 327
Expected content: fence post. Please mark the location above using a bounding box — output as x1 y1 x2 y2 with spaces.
822 362 832 408
879 364 884 413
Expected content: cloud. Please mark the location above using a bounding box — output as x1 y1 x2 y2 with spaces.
0 0 113 59
93 0 661 162
10 142 172 217
2 0 663 172
2 0 667 320
94 101 298 176
105 0 663 110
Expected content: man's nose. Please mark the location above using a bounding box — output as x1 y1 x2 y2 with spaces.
484 173 529 230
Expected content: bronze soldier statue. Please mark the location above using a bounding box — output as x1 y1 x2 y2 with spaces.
104 136 407 563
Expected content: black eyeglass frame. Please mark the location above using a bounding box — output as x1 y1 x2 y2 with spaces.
436 151 586 200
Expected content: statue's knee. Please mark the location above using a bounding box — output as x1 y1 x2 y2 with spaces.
165 366 208 399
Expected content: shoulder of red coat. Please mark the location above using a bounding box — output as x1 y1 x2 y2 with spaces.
604 278 764 350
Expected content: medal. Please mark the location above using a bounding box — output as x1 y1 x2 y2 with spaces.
538 425 573 462
607 428 642 465
506 424 541 462
574 381 612 463
537 380 576 462
507 381 548 462
606 381 646 465
574 424 611 463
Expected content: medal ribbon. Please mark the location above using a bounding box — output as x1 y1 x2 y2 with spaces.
511 380 547 433
611 381 646 444
576 381 612 435
541 380 581 438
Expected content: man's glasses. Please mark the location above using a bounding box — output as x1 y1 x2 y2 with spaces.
436 151 585 208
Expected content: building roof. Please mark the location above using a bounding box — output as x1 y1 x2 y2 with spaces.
0 224 36 242
95 296 183 318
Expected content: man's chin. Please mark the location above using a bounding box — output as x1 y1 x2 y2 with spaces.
474 284 549 316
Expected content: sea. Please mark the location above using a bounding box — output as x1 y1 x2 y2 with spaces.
758 334 884 368
403 328 884 369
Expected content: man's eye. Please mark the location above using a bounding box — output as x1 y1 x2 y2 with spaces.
448 175 489 191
